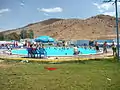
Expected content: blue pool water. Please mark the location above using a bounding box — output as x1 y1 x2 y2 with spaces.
11 47 97 56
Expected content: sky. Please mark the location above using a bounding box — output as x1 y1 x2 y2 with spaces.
0 0 120 31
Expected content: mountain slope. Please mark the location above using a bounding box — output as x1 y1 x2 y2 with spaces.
1 15 120 40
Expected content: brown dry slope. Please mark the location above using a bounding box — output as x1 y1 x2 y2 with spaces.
2 14 120 40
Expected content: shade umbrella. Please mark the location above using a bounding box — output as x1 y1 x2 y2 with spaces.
35 36 54 43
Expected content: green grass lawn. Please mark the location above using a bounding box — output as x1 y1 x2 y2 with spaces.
0 59 120 90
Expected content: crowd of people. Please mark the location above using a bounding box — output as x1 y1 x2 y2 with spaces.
95 41 117 56
24 40 117 57
72 41 117 56
0 40 117 57
27 43 47 58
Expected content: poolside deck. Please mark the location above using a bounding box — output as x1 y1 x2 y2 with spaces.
0 48 113 62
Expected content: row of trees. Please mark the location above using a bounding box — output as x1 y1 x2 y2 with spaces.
20 29 34 39
0 29 34 41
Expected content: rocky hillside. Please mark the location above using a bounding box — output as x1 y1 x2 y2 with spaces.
1 14 120 40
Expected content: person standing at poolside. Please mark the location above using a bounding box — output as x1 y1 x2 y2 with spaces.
103 41 107 53
65 41 68 47
111 42 117 56
95 41 99 51
73 45 80 55
62 41 66 49
6 44 12 55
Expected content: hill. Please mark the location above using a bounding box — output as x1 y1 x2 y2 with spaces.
1 14 120 40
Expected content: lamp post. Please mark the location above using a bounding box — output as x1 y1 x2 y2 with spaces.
115 0 119 61
103 0 119 61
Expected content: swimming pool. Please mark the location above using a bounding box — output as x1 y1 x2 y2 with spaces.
11 47 97 56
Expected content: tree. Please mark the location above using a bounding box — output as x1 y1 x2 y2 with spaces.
20 29 27 39
7 32 20 40
0 33 4 40
29 29 34 39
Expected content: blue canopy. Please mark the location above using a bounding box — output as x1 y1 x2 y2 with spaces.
35 36 54 43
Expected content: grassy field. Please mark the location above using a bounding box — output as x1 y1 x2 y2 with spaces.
0 59 120 90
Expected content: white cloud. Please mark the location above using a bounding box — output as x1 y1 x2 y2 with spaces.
38 7 63 13
37 8 39 11
93 2 114 11
99 9 104 13
103 11 115 16
20 2 24 6
93 2 120 16
0 28 5 32
0 8 10 14
43 13 50 16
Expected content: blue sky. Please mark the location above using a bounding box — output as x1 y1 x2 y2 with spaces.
0 0 120 31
